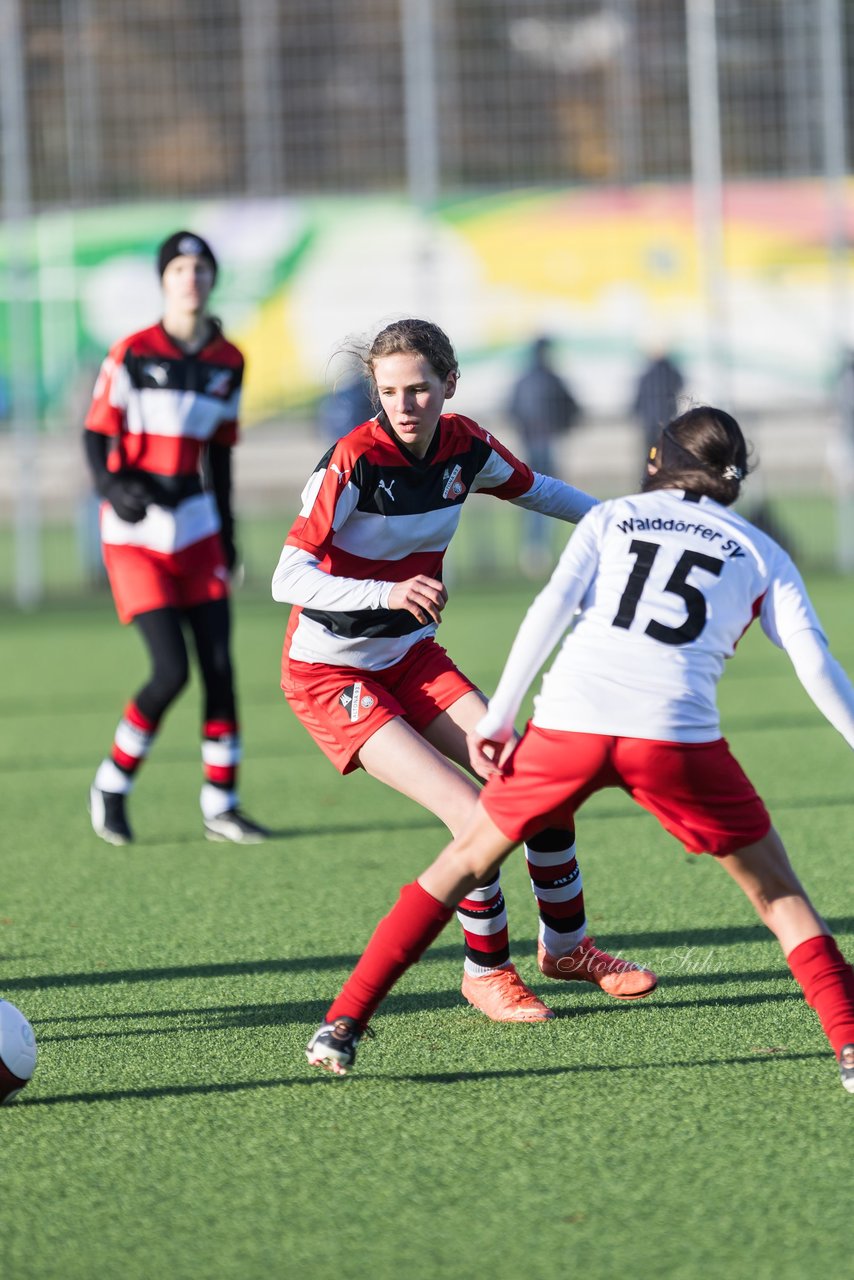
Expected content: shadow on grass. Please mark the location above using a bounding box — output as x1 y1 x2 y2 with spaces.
17 1047 829 1107
645 968 794 987
510 917 854 954
34 999 323 1042
16 1076 328 1106
35 984 807 1047
1 954 365 992
35 990 474 1041
379 1048 829 1087
129 815 443 847
31 963 797 1034
4 917 854 995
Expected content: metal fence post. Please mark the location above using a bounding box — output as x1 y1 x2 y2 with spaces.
1 0 42 607
686 0 728 407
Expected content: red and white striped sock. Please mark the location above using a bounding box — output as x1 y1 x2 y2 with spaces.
787 933 854 1056
94 700 158 795
456 878 512 977
200 718 241 819
326 880 454 1029
525 827 586 956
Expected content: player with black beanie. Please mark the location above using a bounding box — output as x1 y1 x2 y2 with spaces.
83 230 269 845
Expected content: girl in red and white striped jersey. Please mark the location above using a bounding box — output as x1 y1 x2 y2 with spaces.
306 406 854 1093
273 318 656 1023
84 231 268 847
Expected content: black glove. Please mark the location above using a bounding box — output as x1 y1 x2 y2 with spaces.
104 473 152 524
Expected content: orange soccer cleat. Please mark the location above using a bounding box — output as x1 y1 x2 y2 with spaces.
538 936 657 1000
461 964 555 1022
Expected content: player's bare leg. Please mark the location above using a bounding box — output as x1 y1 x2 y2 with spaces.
357 713 479 836
721 826 854 1092
418 800 518 909
719 826 827 954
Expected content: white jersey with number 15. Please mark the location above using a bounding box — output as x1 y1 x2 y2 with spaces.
530 488 824 743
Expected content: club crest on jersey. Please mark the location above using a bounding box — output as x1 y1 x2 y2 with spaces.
338 683 376 722
205 369 234 398
442 465 466 500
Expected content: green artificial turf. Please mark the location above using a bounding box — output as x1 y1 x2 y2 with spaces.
1 573 852 1279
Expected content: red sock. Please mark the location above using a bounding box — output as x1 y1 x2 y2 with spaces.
326 881 454 1029
787 934 854 1056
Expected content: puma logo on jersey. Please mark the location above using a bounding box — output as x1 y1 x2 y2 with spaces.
143 361 170 387
329 464 351 485
205 369 234 398
377 479 396 502
442 465 466 500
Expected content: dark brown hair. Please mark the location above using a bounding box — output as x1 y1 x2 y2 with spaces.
364 318 460 386
642 405 752 506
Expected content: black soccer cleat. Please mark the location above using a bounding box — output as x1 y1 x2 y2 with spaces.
839 1043 854 1094
203 808 270 845
89 785 133 846
306 1016 367 1076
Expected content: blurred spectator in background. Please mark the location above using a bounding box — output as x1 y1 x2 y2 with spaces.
631 349 685 477
508 336 580 576
317 361 375 445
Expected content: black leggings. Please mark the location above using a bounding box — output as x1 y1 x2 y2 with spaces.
132 598 236 726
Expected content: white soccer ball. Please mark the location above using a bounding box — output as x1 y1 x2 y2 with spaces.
0 1000 37 1104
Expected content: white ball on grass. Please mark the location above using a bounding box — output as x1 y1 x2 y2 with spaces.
0 999 37 1104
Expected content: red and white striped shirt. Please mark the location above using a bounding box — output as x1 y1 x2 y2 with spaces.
273 412 596 670
85 322 243 554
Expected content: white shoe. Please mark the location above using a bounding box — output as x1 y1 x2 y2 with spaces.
203 808 270 844
306 1018 366 1075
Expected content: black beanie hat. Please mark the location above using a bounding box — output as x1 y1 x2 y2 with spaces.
157 230 218 282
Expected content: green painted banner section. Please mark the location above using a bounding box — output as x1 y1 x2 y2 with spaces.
0 183 850 430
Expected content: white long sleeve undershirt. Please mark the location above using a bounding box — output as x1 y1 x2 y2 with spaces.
785 627 854 749
509 472 597 524
271 544 393 611
476 572 584 741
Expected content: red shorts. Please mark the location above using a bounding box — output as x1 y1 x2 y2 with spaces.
102 534 230 624
282 638 477 775
481 726 771 857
